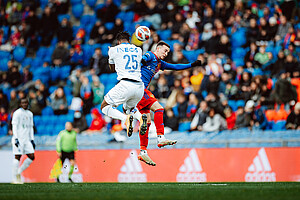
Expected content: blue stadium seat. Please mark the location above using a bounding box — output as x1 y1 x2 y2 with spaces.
70 0 82 5
42 106 54 116
178 122 191 132
57 14 70 23
86 114 93 126
0 57 9 71
272 120 286 131
13 46 26 62
72 4 84 19
101 43 110 57
105 22 114 31
86 0 96 7
182 49 205 63
228 100 237 111
157 29 172 40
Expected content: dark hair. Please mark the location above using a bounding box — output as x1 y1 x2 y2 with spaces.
157 41 170 49
116 31 130 42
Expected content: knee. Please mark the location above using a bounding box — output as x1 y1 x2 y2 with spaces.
28 154 35 161
15 155 21 161
100 100 108 111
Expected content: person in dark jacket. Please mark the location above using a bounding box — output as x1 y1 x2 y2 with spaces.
52 41 69 66
89 48 109 75
272 71 297 104
57 18 73 44
286 102 300 129
39 6 58 46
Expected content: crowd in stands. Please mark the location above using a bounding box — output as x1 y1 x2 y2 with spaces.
0 0 300 137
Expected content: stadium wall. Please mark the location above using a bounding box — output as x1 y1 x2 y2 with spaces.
1 147 300 183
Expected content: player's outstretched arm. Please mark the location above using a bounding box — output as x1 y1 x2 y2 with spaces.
162 60 202 71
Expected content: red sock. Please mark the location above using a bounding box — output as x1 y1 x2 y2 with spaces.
140 123 151 150
154 109 164 135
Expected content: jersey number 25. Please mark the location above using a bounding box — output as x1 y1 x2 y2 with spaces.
124 55 138 70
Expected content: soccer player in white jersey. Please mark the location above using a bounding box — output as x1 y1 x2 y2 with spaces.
101 31 147 136
11 97 35 184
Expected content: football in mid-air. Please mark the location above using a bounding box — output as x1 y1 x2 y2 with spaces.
135 26 151 41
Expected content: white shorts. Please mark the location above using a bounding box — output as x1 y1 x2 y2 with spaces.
12 139 35 155
104 80 144 111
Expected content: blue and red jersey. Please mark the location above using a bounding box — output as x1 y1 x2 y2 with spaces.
141 51 192 88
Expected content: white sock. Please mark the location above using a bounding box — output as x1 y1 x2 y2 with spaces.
18 158 33 174
131 108 142 121
102 105 127 122
13 159 20 177
157 135 166 142
140 149 147 154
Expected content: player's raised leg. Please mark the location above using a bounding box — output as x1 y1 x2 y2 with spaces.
150 102 177 148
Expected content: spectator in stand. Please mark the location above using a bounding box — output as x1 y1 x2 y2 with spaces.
89 21 102 44
57 18 73 44
201 23 213 47
8 90 19 113
202 108 226 132
206 74 220 96
186 28 200 50
286 102 300 130
276 15 292 40
83 108 106 134
72 110 88 133
173 91 189 122
247 18 259 44
285 54 299 78
238 71 252 100
187 93 198 120
50 87 68 115
96 0 119 23
254 45 270 68
218 34 231 56
271 50 285 77
91 75 105 106
110 18 124 38
52 41 69 66
69 45 83 69
28 90 43 115
80 76 93 115
170 13 185 41
21 67 33 85
89 48 108 75
0 106 8 127
224 106 236 130
190 100 209 131
235 106 247 129
272 71 298 104
7 66 22 88
39 6 58 46
92 24 113 44
69 68 82 97
163 108 179 133
268 17 278 40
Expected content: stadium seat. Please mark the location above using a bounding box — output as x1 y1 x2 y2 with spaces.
0 57 9 71
178 122 191 132
13 46 26 62
42 106 54 116
157 29 172 40
272 120 286 131
86 114 93 126
70 0 82 5
57 14 70 23
86 0 97 7
105 22 114 31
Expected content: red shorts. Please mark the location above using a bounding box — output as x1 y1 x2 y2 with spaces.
136 89 157 114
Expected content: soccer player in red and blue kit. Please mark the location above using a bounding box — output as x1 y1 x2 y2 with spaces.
136 41 202 166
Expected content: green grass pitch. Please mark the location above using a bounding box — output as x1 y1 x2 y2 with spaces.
0 182 299 200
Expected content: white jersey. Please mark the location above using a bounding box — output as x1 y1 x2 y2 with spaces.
108 43 143 82
12 108 34 142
